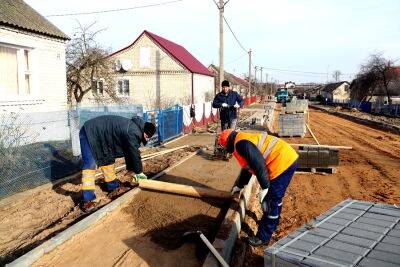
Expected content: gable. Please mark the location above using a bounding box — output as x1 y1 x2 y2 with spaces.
110 34 186 72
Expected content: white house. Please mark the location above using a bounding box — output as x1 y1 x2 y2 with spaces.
0 0 69 113
88 30 214 110
321 81 350 102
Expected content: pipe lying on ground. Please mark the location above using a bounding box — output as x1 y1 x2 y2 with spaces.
289 143 353 150
138 179 232 200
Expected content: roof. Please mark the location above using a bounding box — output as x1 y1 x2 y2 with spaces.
0 0 69 40
373 81 400 96
208 64 248 86
322 81 349 93
110 30 213 76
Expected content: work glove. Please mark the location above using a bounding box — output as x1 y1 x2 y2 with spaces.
231 185 243 196
221 103 229 108
133 172 148 182
234 103 240 108
259 188 269 213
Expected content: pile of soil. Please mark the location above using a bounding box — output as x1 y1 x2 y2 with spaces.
232 109 400 266
0 146 199 265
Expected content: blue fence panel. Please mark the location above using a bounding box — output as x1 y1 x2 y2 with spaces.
158 105 183 142
77 104 143 126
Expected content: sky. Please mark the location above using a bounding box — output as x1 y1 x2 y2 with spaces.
25 0 400 84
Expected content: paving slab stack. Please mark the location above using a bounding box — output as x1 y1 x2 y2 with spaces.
265 199 400 267
278 98 308 137
297 146 339 169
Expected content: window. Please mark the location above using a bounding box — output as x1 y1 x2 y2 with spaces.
0 45 31 96
140 47 151 68
92 80 104 95
117 79 130 96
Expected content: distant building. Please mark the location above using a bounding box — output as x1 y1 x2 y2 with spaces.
208 64 248 96
97 30 214 110
321 81 350 102
0 0 69 112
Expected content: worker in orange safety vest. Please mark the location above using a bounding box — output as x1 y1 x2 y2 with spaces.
218 129 298 246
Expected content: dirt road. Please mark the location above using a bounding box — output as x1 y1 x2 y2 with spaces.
237 108 400 266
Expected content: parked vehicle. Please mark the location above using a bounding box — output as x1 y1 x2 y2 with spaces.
276 88 289 103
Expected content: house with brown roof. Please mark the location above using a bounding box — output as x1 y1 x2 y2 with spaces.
0 0 69 112
321 81 350 102
92 30 214 110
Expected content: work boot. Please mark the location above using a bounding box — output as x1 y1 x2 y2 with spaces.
247 236 269 247
81 201 97 213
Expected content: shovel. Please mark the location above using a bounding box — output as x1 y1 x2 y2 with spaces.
182 230 229 267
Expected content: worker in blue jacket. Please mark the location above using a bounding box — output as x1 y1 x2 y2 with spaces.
212 80 244 131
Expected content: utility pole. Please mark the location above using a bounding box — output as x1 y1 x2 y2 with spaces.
260 67 263 84
254 66 258 96
248 49 252 97
218 0 224 94
265 73 269 95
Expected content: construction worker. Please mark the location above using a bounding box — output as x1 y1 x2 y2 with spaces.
212 80 244 131
218 129 298 247
79 115 156 212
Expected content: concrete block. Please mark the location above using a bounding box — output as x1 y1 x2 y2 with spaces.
302 256 347 267
313 246 362 264
323 240 369 255
355 217 395 228
358 257 399 267
287 240 320 253
349 202 372 211
341 227 384 240
381 235 400 246
369 207 400 217
327 217 352 226
299 234 328 245
348 222 388 234
387 229 400 237
341 208 365 216
308 228 337 238
333 211 360 221
318 222 346 232
333 233 377 248
374 242 400 255
367 250 400 264
318 150 330 167
363 212 398 222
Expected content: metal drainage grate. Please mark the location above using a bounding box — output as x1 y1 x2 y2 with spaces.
265 199 400 267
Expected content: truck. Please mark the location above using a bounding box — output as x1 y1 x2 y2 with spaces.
275 88 289 103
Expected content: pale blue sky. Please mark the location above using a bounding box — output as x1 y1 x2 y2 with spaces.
26 0 400 83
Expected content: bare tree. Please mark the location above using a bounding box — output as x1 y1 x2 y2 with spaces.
66 22 120 106
332 70 342 82
353 53 399 108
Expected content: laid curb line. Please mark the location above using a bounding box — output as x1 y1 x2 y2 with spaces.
203 176 257 267
7 149 201 267
310 105 400 135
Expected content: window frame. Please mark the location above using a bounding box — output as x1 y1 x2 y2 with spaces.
116 79 130 97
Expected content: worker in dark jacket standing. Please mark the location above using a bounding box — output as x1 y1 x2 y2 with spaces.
79 115 156 212
212 80 244 131
218 129 298 247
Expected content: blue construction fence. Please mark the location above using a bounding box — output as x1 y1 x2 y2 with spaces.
329 99 400 117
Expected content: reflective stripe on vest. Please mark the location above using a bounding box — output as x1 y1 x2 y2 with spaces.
245 133 278 170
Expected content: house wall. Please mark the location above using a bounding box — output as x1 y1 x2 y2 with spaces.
193 73 214 104
81 34 196 110
0 27 67 113
332 83 350 101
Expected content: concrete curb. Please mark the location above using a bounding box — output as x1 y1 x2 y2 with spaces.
203 176 258 267
310 105 400 135
7 150 201 267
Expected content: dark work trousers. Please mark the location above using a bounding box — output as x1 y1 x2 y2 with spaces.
79 128 119 202
257 161 298 242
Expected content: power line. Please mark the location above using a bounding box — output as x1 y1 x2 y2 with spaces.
46 0 184 17
259 66 355 76
225 52 247 65
223 16 248 53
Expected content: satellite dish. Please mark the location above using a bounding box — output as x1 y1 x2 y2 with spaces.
121 59 132 71
115 59 122 71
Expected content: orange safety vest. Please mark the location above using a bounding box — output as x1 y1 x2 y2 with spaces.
232 132 298 179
